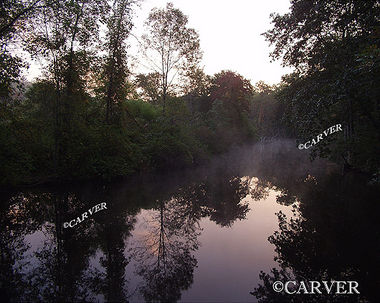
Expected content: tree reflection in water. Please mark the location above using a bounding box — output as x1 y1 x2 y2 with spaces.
0 186 139 302
3 140 377 302
0 169 253 302
252 172 380 303
130 171 251 302
132 198 200 302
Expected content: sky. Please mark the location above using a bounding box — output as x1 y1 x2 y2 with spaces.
130 0 292 85
26 0 292 85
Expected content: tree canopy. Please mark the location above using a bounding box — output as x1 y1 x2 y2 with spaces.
265 0 380 172
139 2 202 111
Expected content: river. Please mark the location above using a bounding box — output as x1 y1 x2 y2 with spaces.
0 139 379 302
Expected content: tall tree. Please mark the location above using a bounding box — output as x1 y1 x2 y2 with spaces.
25 0 109 172
101 0 135 124
140 2 202 112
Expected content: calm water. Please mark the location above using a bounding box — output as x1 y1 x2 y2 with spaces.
1 140 379 302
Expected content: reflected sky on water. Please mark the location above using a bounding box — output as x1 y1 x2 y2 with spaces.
1 139 379 302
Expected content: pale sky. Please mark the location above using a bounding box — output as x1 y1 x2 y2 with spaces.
130 0 292 85
26 0 292 85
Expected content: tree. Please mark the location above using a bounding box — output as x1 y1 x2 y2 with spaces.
0 0 43 106
0 0 42 39
25 0 109 172
101 0 135 124
265 0 380 171
135 72 161 104
265 0 379 75
254 81 274 95
182 66 211 98
140 2 202 112
210 70 253 104
210 70 254 128
0 51 24 106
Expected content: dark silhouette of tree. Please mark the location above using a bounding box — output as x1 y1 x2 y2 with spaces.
252 172 380 302
135 72 162 104
210 70 253 105
140 2 202 112
0 0 42 39
204 70 255 146
202 175 250 227
0 0 43 105
100 0 135 124
91 187 137 302
132 197 200 302
265 0 380 172
182 66 211 99
25 0 110 173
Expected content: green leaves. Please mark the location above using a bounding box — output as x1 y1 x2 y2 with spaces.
266 0 380 172
265 0 380 75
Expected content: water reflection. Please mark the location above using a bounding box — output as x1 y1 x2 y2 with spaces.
0 170 253 302
252 172 380 303
132 198 200 302
0 140 379 302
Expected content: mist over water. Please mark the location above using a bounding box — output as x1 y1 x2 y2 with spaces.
0 139 378 302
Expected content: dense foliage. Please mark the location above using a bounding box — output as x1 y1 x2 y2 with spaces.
1 0 378 187
0 5 260 187
0 1 262 186
265 0 380 173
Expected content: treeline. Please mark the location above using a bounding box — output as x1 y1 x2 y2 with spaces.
1 0 379 186
0 1 287 186
1 70 275 186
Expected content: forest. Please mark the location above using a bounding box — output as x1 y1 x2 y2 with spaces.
1 0 379 187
